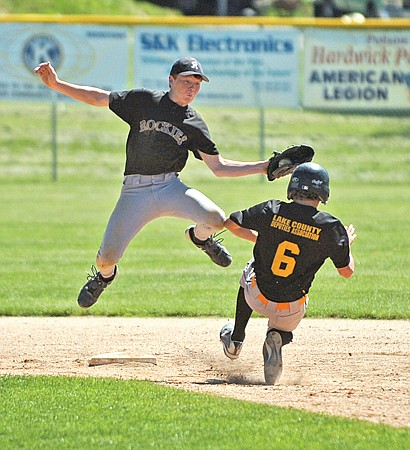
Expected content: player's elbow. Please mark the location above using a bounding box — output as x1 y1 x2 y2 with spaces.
209 166 227 177
91 93 110 107
202 154 232 177
81 90 109 107
337 266 354 279
224 218 236 233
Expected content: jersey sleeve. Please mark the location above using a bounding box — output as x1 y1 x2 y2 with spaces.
327 223 351 268
109 89 151 125
230 201 274 232
186 110 219 159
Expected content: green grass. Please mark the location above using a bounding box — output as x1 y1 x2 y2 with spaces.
1 103 409 319
0 0 180 16
1 376 408 450
1 3 410 449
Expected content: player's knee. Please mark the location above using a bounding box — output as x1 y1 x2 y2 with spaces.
269 328 293 346
206 210 225 230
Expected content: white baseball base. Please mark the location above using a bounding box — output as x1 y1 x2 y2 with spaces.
88 352 157 366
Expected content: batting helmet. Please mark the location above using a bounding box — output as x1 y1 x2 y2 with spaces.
287 162 330 204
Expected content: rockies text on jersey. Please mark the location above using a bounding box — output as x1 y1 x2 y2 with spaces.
109 89 219 175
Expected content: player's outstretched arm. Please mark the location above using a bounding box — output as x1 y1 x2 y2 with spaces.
199 152 269 178
224 218 257 243
34 61 109 107
337 224 356 278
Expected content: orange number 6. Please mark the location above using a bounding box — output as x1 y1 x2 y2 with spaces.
271 241 300 277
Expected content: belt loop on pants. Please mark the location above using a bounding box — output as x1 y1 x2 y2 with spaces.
276 296 307 310
251 277 269 306
250 274 307 309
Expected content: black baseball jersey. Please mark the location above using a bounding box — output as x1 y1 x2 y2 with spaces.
109 89 219 175
230 200 350 303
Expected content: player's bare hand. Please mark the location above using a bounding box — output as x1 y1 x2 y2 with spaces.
345 224 356 246
34 61 59 88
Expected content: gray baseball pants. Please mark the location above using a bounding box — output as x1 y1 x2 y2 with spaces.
240 260 308 332
98 172 226 268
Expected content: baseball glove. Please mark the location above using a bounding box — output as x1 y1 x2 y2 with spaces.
267 144 315 181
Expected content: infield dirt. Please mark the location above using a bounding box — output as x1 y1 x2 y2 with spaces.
1 316 408 428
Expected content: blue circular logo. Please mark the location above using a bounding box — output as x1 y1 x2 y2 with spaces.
23 34 62 71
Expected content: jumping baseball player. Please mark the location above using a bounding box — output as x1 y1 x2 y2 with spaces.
219 162 356 384
34 57 270 308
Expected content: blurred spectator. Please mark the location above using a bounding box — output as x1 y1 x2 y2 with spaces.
146 0 271 16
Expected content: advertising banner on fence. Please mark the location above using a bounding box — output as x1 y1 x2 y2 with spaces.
0 23 128 101
134 26 301 107
303 29 410 110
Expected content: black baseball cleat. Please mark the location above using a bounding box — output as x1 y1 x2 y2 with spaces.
220 323 243 360
77 265 117 309
185 226 232 267
263 330 283 385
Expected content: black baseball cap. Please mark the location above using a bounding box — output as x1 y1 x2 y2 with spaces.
170 57 209 82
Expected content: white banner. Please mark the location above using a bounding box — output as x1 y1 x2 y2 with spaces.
0 24 129 101
303 29 410 110
134 26 301 107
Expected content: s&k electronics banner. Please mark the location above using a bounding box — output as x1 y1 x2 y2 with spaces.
303 29 410 110
134 26 301 107
0 24 128 101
